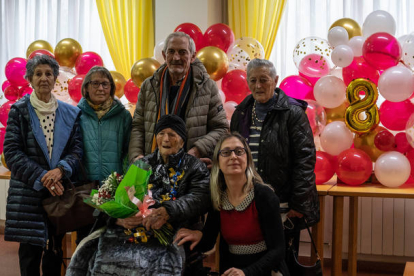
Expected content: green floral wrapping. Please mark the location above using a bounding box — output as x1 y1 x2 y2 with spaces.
84 160 152 219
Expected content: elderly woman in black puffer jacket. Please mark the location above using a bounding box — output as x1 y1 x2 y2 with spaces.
3 55 82 276
67 114 210 276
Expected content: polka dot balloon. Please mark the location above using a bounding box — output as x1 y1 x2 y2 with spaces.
293 36 334 70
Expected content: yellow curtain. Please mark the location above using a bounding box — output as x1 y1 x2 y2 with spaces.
228 0 287 59
96 0 154 79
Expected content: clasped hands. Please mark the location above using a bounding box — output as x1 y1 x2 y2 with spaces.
116 207 169 231
41 168 64 196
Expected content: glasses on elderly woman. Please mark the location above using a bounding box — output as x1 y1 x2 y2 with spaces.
89 81 110 89
219 147 247 157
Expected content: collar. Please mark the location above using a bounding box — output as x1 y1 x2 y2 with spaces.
222 187 255 211
156 148 185 169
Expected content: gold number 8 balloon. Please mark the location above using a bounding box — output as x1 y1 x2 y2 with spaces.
345 78 380 134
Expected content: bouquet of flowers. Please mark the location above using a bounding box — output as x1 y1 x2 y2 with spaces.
84 160 174 245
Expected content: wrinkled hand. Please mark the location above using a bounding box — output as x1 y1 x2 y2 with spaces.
116 212 144 229
187 147 201 158
143 207 169 230
133 155 144 163
200 158 212 169
42 168 64 196
174 228 203 250
287 209 303 218
222 267 245 276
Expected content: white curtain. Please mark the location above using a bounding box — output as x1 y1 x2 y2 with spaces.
269 0 414 80
0 0 114 89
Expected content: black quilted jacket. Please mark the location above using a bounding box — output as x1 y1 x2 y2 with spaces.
3 95 83 247
230 89 320 227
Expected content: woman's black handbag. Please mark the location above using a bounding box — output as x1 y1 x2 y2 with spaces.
42 160 99 235
287 218 323 276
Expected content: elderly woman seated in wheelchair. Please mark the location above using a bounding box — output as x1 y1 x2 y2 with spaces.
67 115 211 276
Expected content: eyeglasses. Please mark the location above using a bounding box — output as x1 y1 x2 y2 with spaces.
218 147 246 157
89 81 110 89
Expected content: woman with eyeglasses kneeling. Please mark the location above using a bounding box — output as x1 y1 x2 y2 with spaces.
175 132 289 276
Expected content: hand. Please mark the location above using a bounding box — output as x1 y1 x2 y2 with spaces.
174 228 203 250
200 158 212 169
222 267 245 276
42 168 63 193
116 212 143 229
287 209 303 218
134 155 144 162
187 147 201 158
143 207 169 230
46 181 64 196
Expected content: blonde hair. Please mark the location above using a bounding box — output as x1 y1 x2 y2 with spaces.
210 132 265 211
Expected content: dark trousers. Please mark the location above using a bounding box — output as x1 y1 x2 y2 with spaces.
18 235 64 276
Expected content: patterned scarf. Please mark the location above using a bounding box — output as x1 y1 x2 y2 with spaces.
86 97 114 119
30 91 58 115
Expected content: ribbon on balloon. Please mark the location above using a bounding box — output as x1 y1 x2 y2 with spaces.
345 78 379 134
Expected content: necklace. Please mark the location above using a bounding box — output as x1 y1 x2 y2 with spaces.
251 101 264 129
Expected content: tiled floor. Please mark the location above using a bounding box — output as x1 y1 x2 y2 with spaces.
0 234 404 276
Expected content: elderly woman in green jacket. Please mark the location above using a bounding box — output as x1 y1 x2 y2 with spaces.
78 66 132 182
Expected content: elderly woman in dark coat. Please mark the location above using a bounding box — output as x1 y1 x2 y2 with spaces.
67 114 210 276
3 55 83 276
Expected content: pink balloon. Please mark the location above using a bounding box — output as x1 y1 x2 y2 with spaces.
374 130 395 151
342 56 379 86
0 127 5 154
298 53 330 78
68 74 85 103
0 101 16 126
75 52 104 75
363 32 401 70
299 72 320 86
380 100 414 131
5 58 28 86
2 80 11 92
4 85 19 101
224 101 237 121
395 132 412 154
19 85 33 97
305 100 327 135
336 148 372 185
279 75 314 100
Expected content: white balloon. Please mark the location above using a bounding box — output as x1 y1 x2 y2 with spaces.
348 36 365 56
398 34 409 46
362 10 396 38
374 151 410 187
314 76 347 108
219 89 226 103
224 101 237 121
328 26 349 47
153 40 165 65
378 64 414 102
331 44 354 67
320 121 354 156
329 67 343 79
402 32 414 70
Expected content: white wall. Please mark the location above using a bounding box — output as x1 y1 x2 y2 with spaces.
154 0 224 44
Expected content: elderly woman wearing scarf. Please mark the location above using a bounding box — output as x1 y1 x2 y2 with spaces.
3 55 82 276
78 66 132 183
67 115 211 276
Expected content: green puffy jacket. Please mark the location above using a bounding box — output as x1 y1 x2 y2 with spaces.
78 98 132 182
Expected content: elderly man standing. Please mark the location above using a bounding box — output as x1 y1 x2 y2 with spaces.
129 32 228 166
230 58 320 275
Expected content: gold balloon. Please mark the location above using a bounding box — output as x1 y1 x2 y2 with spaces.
131 58 161 87
26 40 54 58
196 46 229 81
329 18 362 39
325 101 349 124
1 153 8 169
110 71 127 99
54 38 83 68
354 126 386 162
345 78 379 134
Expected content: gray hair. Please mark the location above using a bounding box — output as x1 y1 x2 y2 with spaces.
81 66 116 99
210 132 266 211
247 58 277 80
25 55 59 81
163 32 196 55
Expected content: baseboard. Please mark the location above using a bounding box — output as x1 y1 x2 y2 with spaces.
298 256 406 274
